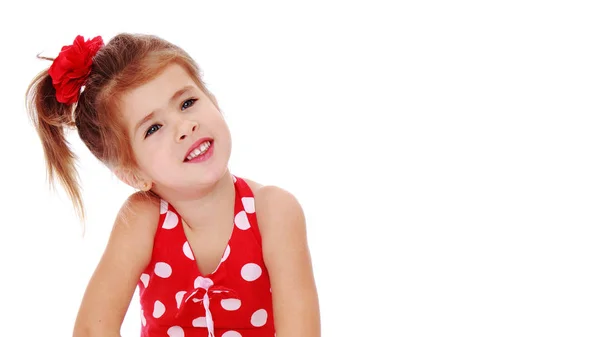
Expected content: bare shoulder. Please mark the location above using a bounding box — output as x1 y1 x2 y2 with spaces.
73 191 160 336
116 191 161 231
241 178 321 336
256 185 304 220
242 178 305 231
108 190 161 268
108 190 160 270
241 177 264 194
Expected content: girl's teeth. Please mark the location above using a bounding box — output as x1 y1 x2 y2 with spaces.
186 141 211 161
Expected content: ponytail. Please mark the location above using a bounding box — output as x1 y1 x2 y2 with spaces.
25 68 85 221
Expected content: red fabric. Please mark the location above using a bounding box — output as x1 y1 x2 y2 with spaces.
48 35 103 104
137 175 275 337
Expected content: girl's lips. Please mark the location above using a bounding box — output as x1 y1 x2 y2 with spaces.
184 137 213 161
185 141 214 163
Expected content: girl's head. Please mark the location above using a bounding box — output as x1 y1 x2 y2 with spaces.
25 33 232 219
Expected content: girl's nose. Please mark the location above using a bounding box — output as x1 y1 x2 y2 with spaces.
176 120 198 142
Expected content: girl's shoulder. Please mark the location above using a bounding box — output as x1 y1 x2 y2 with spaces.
240 177 263 195
238 177 319 335
73 192 161 333
114 191 161 236
238 177 303 213
238 176 306 234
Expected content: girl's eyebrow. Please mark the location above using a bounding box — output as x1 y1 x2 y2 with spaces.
134 112 155 134
133 85 195 134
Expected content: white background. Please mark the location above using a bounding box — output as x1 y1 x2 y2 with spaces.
1 1 599 336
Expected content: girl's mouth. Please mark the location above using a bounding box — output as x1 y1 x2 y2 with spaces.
184 139 214 162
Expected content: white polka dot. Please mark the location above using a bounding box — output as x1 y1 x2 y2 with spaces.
160 199 168 214
153 300 165 318
175 291 186 309
241 263 262 281
192 316 207 327
241 197 255 213
167 326 184 337
221 245 231 262
154 262 172 278
163 210 179 229
140 273 149 288
222 331 241 337
140 310 146 326
183 242 195 260
234 211 250 230
251 309 268 327
221 298 242 311
194 276 214 290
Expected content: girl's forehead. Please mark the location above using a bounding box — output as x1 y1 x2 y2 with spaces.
120 65 198 120
125 65 195 103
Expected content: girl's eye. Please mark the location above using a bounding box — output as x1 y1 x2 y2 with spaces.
145 124 161 138
182 98 198 110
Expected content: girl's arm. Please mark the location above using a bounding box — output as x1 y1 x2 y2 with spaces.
73 192 159 337
256 186 321 337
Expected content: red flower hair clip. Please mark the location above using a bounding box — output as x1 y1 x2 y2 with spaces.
48 35 104 104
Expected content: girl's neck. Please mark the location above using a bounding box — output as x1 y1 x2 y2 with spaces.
158 169 236 230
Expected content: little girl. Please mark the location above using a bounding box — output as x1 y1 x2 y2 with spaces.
25 33 320 337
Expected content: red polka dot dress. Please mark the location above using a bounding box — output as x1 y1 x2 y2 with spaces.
137 175 275 337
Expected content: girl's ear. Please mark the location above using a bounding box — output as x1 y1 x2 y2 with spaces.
113 166 152 191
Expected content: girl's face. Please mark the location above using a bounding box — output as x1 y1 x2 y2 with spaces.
119 63 232 197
